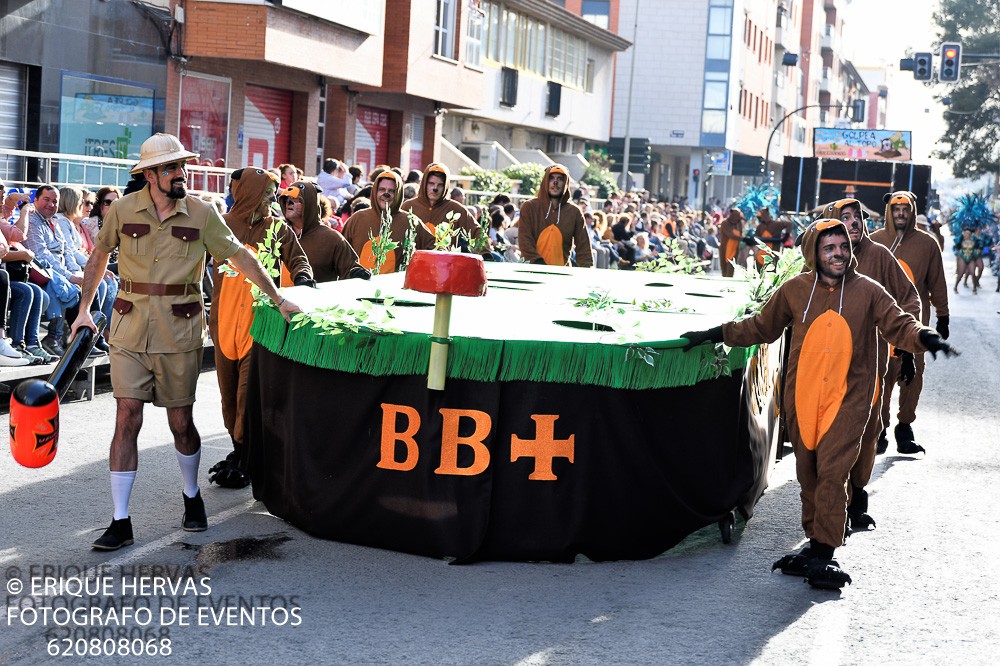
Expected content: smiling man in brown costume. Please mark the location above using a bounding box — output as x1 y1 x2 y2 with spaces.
870 191 950 454
280 180 368 283
517 164 593 268
208 167 314 488
682 219 955 590
342 170 433 274
822 198 919 532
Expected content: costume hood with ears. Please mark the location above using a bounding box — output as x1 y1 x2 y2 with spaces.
822 198 870 240
800 218 855 272
225 167 280 224
538 164 571 206
279 180 321 233
883 191 918 234
416 163 451 211
371 170 404 215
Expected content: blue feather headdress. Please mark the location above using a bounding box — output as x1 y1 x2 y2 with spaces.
732 181 780 231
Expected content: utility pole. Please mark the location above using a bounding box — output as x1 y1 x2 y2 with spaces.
620 0 640 191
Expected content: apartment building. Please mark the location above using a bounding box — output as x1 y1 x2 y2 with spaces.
440 0 630 180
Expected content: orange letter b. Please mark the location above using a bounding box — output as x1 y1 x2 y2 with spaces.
434 408 491 476
377 403 420 471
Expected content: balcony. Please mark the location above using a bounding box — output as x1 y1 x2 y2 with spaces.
775 23 799 53
820 24 837 52
819 67 833 93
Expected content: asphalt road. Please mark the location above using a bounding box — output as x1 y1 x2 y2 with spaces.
1 252 997 664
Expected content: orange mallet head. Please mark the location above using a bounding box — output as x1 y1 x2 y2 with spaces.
10 379 59 468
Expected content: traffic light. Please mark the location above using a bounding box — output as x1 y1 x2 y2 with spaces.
939 42 961 82
851 99 866 123
913 52 933 81
692 168 700 185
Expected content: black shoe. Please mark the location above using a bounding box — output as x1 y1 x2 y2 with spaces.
894 423 925 454
94 338 110 353
772 546 816 576
182 491 208 532
876 428 889 455
846 487 876 534
208 451 250 489
805 559 852 590
92 518 134 551
40 335 65 358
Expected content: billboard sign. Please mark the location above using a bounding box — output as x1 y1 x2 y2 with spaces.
708 150 732 176
814 128 912 162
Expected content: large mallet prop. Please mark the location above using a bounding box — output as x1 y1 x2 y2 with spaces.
403 251 487 390
9 312 108 468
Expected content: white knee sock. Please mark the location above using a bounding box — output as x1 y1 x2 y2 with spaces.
176 449 201 499
110 471 136 520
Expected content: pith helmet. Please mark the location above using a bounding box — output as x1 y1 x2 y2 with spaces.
130 133 199 174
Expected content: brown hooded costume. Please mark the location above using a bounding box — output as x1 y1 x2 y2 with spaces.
342 170 433 274
210 167 312 457
400 163 483 245
870 191 949 430
723 219 932 550
517 164 593 268
822 199 920 500
719 209 745 277
753 208 793 267
280 180 362 283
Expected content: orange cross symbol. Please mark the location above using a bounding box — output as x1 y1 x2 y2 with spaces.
510 414 575 481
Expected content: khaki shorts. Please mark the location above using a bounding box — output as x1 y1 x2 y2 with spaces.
110 347 203 408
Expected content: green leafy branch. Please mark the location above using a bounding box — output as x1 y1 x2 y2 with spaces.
370 206 398 275
634 237 708 274
288 289 402 338
463 208 493 254
732 246 804 318
571 289 659 367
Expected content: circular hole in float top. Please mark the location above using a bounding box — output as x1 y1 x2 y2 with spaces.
489 278 542 285
645 282 674 288
489 285 530 291
684 292 724 298
513 269 572 277
357 298 433 307
553 320 615 332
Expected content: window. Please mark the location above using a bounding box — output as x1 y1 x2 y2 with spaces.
434 0 456 59
581 0 610 29
500 66 518 106
585 58 595 93
546 81 562 116
466 4 484 66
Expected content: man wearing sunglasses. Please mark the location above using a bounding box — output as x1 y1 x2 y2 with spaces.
70 133 301 551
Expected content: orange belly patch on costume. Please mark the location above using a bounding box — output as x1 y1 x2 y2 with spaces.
359 238 397 274
216 244 258 361
795 310 853 450
536 224 564 266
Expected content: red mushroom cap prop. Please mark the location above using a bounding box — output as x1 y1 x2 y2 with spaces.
403 251 488 297
404 251 487 390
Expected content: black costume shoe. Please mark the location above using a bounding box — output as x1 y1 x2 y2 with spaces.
876 429 889 455
846 487 876 534
894 423 926 455
772 546 816 576
208 451 250 489
92 518 134 551
182 492 208 532
805 559 852 590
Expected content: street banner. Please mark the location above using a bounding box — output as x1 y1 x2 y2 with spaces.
814 128 912 162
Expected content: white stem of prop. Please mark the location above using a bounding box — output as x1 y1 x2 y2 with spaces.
428 292 453 390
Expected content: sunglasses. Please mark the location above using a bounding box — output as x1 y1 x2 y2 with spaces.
101 199 116 206
83 200 95 206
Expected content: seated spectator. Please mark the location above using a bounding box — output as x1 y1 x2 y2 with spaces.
1 206 57 363
450 187 466 206
0 264 31 366
316 158 352 205
56 186 116 352
83 186 122 266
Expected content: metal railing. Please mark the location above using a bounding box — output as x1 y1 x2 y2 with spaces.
0 148 233 195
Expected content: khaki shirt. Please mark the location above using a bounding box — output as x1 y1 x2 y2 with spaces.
95 186 241 353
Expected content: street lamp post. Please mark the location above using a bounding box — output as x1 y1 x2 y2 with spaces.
762 103 845 176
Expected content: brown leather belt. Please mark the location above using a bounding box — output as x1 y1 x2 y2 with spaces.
121 279 201 296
